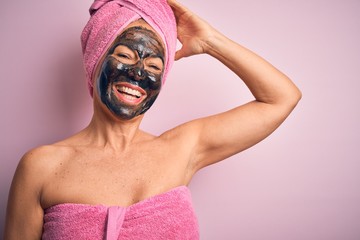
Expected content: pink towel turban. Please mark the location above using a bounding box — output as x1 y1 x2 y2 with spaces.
81 0 177 97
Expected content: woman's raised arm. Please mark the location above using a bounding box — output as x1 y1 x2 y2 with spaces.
167 0 302 171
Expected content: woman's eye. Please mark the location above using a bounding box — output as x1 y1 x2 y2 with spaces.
149 65 160 71
118 54 130 59
145 58 163 72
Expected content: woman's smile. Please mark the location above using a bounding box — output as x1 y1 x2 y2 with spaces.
113 82 147 106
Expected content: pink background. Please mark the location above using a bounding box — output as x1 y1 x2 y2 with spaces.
1 0 360 239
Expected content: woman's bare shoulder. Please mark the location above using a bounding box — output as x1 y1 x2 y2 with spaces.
18 147 53 172
158 119 202 143
17 141 76 179
22 144 68 161
9 145 70 207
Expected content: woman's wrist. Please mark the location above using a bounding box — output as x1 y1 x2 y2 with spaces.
203 30 235 61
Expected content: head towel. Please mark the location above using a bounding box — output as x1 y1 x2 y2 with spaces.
81 0 177 96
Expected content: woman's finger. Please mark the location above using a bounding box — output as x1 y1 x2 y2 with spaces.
167 0 188 18
174 46 187 61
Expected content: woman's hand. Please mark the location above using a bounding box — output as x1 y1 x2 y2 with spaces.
167 0 218 60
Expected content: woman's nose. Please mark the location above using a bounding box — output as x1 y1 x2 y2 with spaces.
130 62 146 81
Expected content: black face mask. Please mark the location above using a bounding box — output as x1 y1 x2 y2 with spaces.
96 26 165 120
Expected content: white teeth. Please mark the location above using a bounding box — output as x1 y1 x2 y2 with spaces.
117 86 142 98
124 94 135 100
148 75 156 82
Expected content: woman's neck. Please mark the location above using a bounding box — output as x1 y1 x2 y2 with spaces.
84 105 145 152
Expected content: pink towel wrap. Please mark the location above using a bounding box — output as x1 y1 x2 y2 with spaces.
42 186 199 239
81 0 177 96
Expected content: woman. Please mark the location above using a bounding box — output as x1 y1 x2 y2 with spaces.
4 0 301 239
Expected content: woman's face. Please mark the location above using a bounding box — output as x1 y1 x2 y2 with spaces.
95 21 165 120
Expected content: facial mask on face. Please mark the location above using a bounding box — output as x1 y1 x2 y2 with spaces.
97 26 165 120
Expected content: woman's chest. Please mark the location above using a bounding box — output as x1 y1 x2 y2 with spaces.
41 146 189 208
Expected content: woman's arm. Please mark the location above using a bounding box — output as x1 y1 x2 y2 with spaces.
4 150 45 239
167 0 302 172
